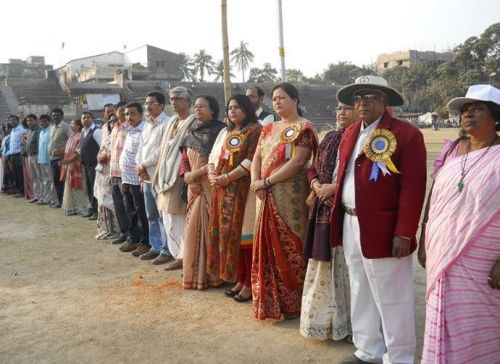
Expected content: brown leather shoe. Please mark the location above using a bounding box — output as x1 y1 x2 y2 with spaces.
139 250 160 260
131 244 150 257
119 242 139 252
152 254 174 265
339 354 371 364
164 259 183 271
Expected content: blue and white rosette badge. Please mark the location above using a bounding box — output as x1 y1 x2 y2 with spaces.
364 129 400 181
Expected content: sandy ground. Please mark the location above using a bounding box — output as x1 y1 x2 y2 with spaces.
0 128 458 364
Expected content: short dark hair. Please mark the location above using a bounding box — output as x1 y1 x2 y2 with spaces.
81 111 95 120
8 114 19 122
51 108 64 116
125 102 143 114
196 95 220 121
147 91 166 106
486 101 500 131
39 114 51 122
26 114 37 120
248 86 264 97
71 119 83 131
116 101 127 108
271 82 303 116
103 103 115 110
225 94 257 131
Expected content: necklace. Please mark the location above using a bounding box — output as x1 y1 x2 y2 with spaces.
458 136 498 192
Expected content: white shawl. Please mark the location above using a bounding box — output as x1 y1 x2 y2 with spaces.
153 114 197 194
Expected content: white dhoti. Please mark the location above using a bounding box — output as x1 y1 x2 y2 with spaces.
161 212 186 259
342 213 415 364
39 163 56 203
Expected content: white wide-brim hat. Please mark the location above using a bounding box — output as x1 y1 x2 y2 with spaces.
447 84 500 112
336 75 404 107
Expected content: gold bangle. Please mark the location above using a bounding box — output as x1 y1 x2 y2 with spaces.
225 174 231 183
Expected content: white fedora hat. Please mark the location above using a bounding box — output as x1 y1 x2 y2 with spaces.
447 84 500 112
336 75 404 107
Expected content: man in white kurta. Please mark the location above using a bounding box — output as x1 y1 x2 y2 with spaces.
154 86 196 271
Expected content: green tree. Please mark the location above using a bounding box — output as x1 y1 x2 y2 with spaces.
214 60 235 82
317 62 375 85
383 62 439 112
231 41 255 82
286 68 307 83
178 53 195 82
191 50 216 82
421 22 500 110
247 63 278 83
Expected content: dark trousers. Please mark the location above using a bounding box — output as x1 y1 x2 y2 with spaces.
122 183 149 243
3 156 16 193
82 163 98 214
9 153 24 194
111 177 130 234
50 159 64 203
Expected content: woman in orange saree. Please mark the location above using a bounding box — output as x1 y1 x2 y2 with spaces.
251 83 318 320
207 94 262 298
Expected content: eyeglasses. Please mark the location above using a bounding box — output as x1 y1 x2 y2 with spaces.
193 104 208 110
335 106 354 112
352 93 382 104
144 101 160 106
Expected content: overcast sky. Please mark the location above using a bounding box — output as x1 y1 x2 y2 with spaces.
1 0 498 79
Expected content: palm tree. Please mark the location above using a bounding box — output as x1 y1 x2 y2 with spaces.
178 52 196 82
192 49 216 82
214 60 235 82
231 41 254 82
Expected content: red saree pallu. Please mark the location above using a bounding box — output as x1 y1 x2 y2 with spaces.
252 120 318 320
60 133 83 189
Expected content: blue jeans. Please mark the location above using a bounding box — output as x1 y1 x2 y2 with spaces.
143 182 170 256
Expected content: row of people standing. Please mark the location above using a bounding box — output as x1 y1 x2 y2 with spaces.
5 79 498 364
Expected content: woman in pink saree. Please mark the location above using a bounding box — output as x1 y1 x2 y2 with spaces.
419 85 500 364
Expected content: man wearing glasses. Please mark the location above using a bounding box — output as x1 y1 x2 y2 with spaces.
154 86 197 271
331 76 426 364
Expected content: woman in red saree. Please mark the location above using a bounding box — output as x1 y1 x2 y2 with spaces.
251 82 318 320
60 119 89 216
207 94 262 300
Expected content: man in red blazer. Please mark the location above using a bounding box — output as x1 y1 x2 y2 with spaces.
332 76 426 364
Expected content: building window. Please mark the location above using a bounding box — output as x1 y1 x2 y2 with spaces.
397 60 403 66
384 62 388 69
156 61 165 68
